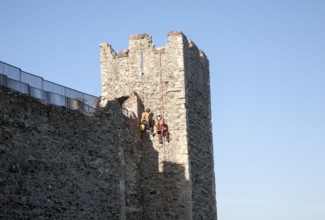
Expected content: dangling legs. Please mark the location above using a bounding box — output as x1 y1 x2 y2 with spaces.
156 126 163 144
156 130 163 144
163 126 169 142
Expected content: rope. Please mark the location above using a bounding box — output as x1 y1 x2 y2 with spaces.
159 49 164 117
140 42 147 106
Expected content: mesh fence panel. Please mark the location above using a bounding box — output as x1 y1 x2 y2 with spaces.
84 94 99 107
8 79 29 94
49 93 66 106
43 80 65 96
30 87 45 99
67 97 82 110
21 71 43 89
0 62 20 80
20 82 29 94
65 87 84 99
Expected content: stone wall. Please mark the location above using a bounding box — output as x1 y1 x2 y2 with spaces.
0 86 141 219
0 31 217 220
100 32 217 219
184 40 217 219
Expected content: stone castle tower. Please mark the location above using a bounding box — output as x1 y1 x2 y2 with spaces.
100 31 217 219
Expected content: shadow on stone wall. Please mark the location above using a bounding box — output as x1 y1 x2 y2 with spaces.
118 92 190 219
131 132 189 220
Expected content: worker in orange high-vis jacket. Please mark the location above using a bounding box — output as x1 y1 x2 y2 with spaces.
141 108 152 132
154 113 169 144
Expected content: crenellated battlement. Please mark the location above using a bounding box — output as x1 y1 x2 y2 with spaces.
100 31 205 61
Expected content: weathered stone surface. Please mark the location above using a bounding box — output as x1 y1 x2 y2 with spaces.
0 86 141 219
100 32 217 219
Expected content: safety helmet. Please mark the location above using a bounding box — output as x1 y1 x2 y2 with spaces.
156 113 161 116
139 124 145 132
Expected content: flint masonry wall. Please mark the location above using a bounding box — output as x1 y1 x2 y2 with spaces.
100 31 217 219
0 86 141 219
184 39 217 219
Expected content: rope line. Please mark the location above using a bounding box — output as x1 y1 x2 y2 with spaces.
159 49 164 117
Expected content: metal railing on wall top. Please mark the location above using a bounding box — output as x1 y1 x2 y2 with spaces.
0 61 99 114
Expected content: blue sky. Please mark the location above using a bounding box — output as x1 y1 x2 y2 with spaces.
1 0 324 219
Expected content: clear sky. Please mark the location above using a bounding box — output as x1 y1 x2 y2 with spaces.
1 0 324 219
